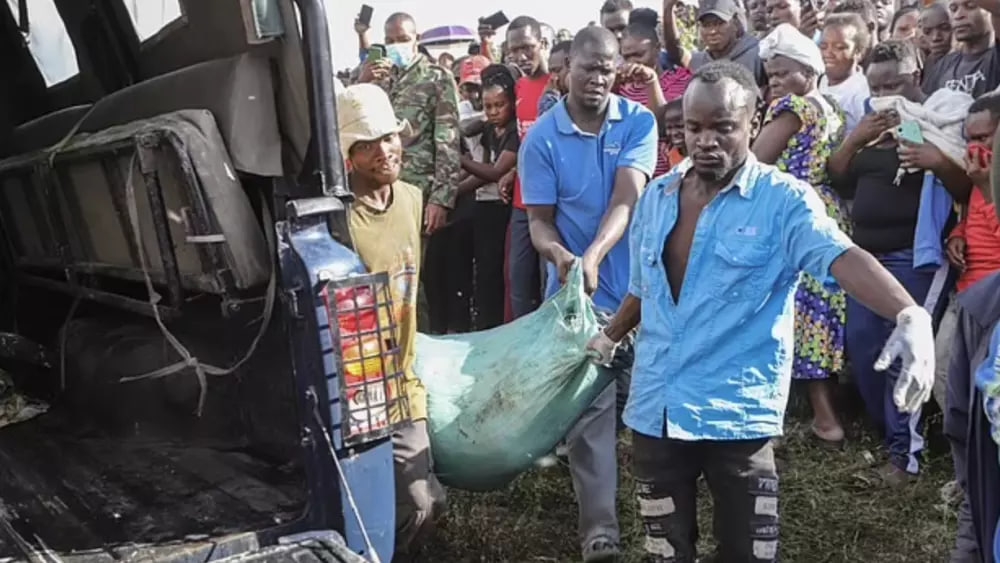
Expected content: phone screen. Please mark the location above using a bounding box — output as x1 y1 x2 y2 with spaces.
897 121 924 144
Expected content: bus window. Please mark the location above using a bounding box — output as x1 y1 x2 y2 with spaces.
5 0 79 86
122 0 184 43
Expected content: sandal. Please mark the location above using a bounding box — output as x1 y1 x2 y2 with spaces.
582 537 621 563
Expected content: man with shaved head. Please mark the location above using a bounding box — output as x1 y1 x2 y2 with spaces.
358 12 463 334
588 60 939 561
519 24 658 562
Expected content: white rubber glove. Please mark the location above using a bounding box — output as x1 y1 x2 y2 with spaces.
875 305 936 413
586 330 619 366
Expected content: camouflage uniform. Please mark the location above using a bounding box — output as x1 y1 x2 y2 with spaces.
386 54 462 209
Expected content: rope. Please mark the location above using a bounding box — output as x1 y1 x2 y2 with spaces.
58 292 81 391
309 391 381 563
116 149 278 416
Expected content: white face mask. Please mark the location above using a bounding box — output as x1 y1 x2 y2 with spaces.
386 41 417 68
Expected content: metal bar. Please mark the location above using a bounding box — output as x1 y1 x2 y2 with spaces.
38 167 76 270
0 139 136 176
101 155 143 267
18 172 55 257
15 257 217 293
157 133 233 294
0 187 25 258
135 143 184 308
289 0 355 251
54 166 96 261
18 273 179 320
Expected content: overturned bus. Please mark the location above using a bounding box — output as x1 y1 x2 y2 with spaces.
0 0 402 561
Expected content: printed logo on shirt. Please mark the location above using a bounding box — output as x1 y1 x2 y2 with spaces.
735 226 759 237
604 142 622 156
946 71 986 95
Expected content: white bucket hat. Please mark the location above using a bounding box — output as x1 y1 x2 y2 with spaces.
336 83 407 161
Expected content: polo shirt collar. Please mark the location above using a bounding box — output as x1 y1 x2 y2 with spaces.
554 94 623 135
664 153 760 199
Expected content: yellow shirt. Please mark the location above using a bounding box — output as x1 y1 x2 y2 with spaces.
347 181 425 421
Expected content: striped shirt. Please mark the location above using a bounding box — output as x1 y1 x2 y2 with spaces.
616 67 693 177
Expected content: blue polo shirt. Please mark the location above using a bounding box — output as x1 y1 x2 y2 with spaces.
625 155 855 441
518 94 658 312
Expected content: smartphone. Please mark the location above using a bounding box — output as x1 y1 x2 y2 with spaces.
358 4 374 26
367 44 385 62
897 120 924 144
481 11 510 30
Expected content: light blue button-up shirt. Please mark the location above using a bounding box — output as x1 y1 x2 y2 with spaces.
624 155 855 441
519 94 658 312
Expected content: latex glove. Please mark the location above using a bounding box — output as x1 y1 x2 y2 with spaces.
586 330 619 366
875 305 935 413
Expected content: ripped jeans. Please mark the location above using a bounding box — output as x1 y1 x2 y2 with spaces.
632 433 779 563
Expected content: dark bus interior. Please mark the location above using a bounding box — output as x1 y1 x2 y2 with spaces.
0 0 324 557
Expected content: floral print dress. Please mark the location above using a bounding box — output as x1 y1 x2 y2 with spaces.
764 92 850 380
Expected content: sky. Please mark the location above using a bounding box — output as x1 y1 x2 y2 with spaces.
326 0 663 68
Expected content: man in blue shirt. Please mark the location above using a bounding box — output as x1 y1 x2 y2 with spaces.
587 60 938 562
519 25 658 563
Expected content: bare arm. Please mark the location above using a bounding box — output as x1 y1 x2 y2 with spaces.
457 174 488 196
461 151 518 183
644 76 668 117
752 112 801 165
527 205 575 266
603 294 641 342
662 0 692 67
583 168 646 267
831 248 917 320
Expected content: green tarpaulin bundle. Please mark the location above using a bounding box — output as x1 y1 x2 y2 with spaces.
413 264 615 491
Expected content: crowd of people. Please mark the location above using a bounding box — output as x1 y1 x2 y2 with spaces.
334 0 1000 561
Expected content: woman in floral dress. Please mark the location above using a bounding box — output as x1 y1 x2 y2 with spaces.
753 24 851 444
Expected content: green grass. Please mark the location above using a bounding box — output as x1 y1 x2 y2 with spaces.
419 416 958 562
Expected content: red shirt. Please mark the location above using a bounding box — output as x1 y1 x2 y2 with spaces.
950 187 1000 292
513 74 550 209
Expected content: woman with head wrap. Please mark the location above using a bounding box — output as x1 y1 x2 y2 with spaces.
752 23 851 446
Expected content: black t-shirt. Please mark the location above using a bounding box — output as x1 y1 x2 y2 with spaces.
482 123 520 166
839 146 924 254
922 44 1000 98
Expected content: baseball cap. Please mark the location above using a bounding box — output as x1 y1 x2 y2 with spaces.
459 55 491 86
698 0 740 21
336 84 406 161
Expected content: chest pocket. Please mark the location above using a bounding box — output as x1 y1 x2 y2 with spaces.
637 239 662 299
710 239 774 303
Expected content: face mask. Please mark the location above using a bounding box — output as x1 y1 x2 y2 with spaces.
386 42 416 68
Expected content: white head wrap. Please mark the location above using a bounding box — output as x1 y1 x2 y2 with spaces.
759 23 825 75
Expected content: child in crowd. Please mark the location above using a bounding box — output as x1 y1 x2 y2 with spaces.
661 98 687 168
458 65 521 330
819 13 872 135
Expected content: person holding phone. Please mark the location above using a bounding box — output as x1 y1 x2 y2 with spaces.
827 41 971 487
356 12 463 334
354 4 374 65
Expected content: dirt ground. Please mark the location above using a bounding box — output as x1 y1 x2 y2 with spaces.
419 407 959 563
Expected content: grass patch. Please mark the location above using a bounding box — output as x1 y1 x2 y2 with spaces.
419 416 958 562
